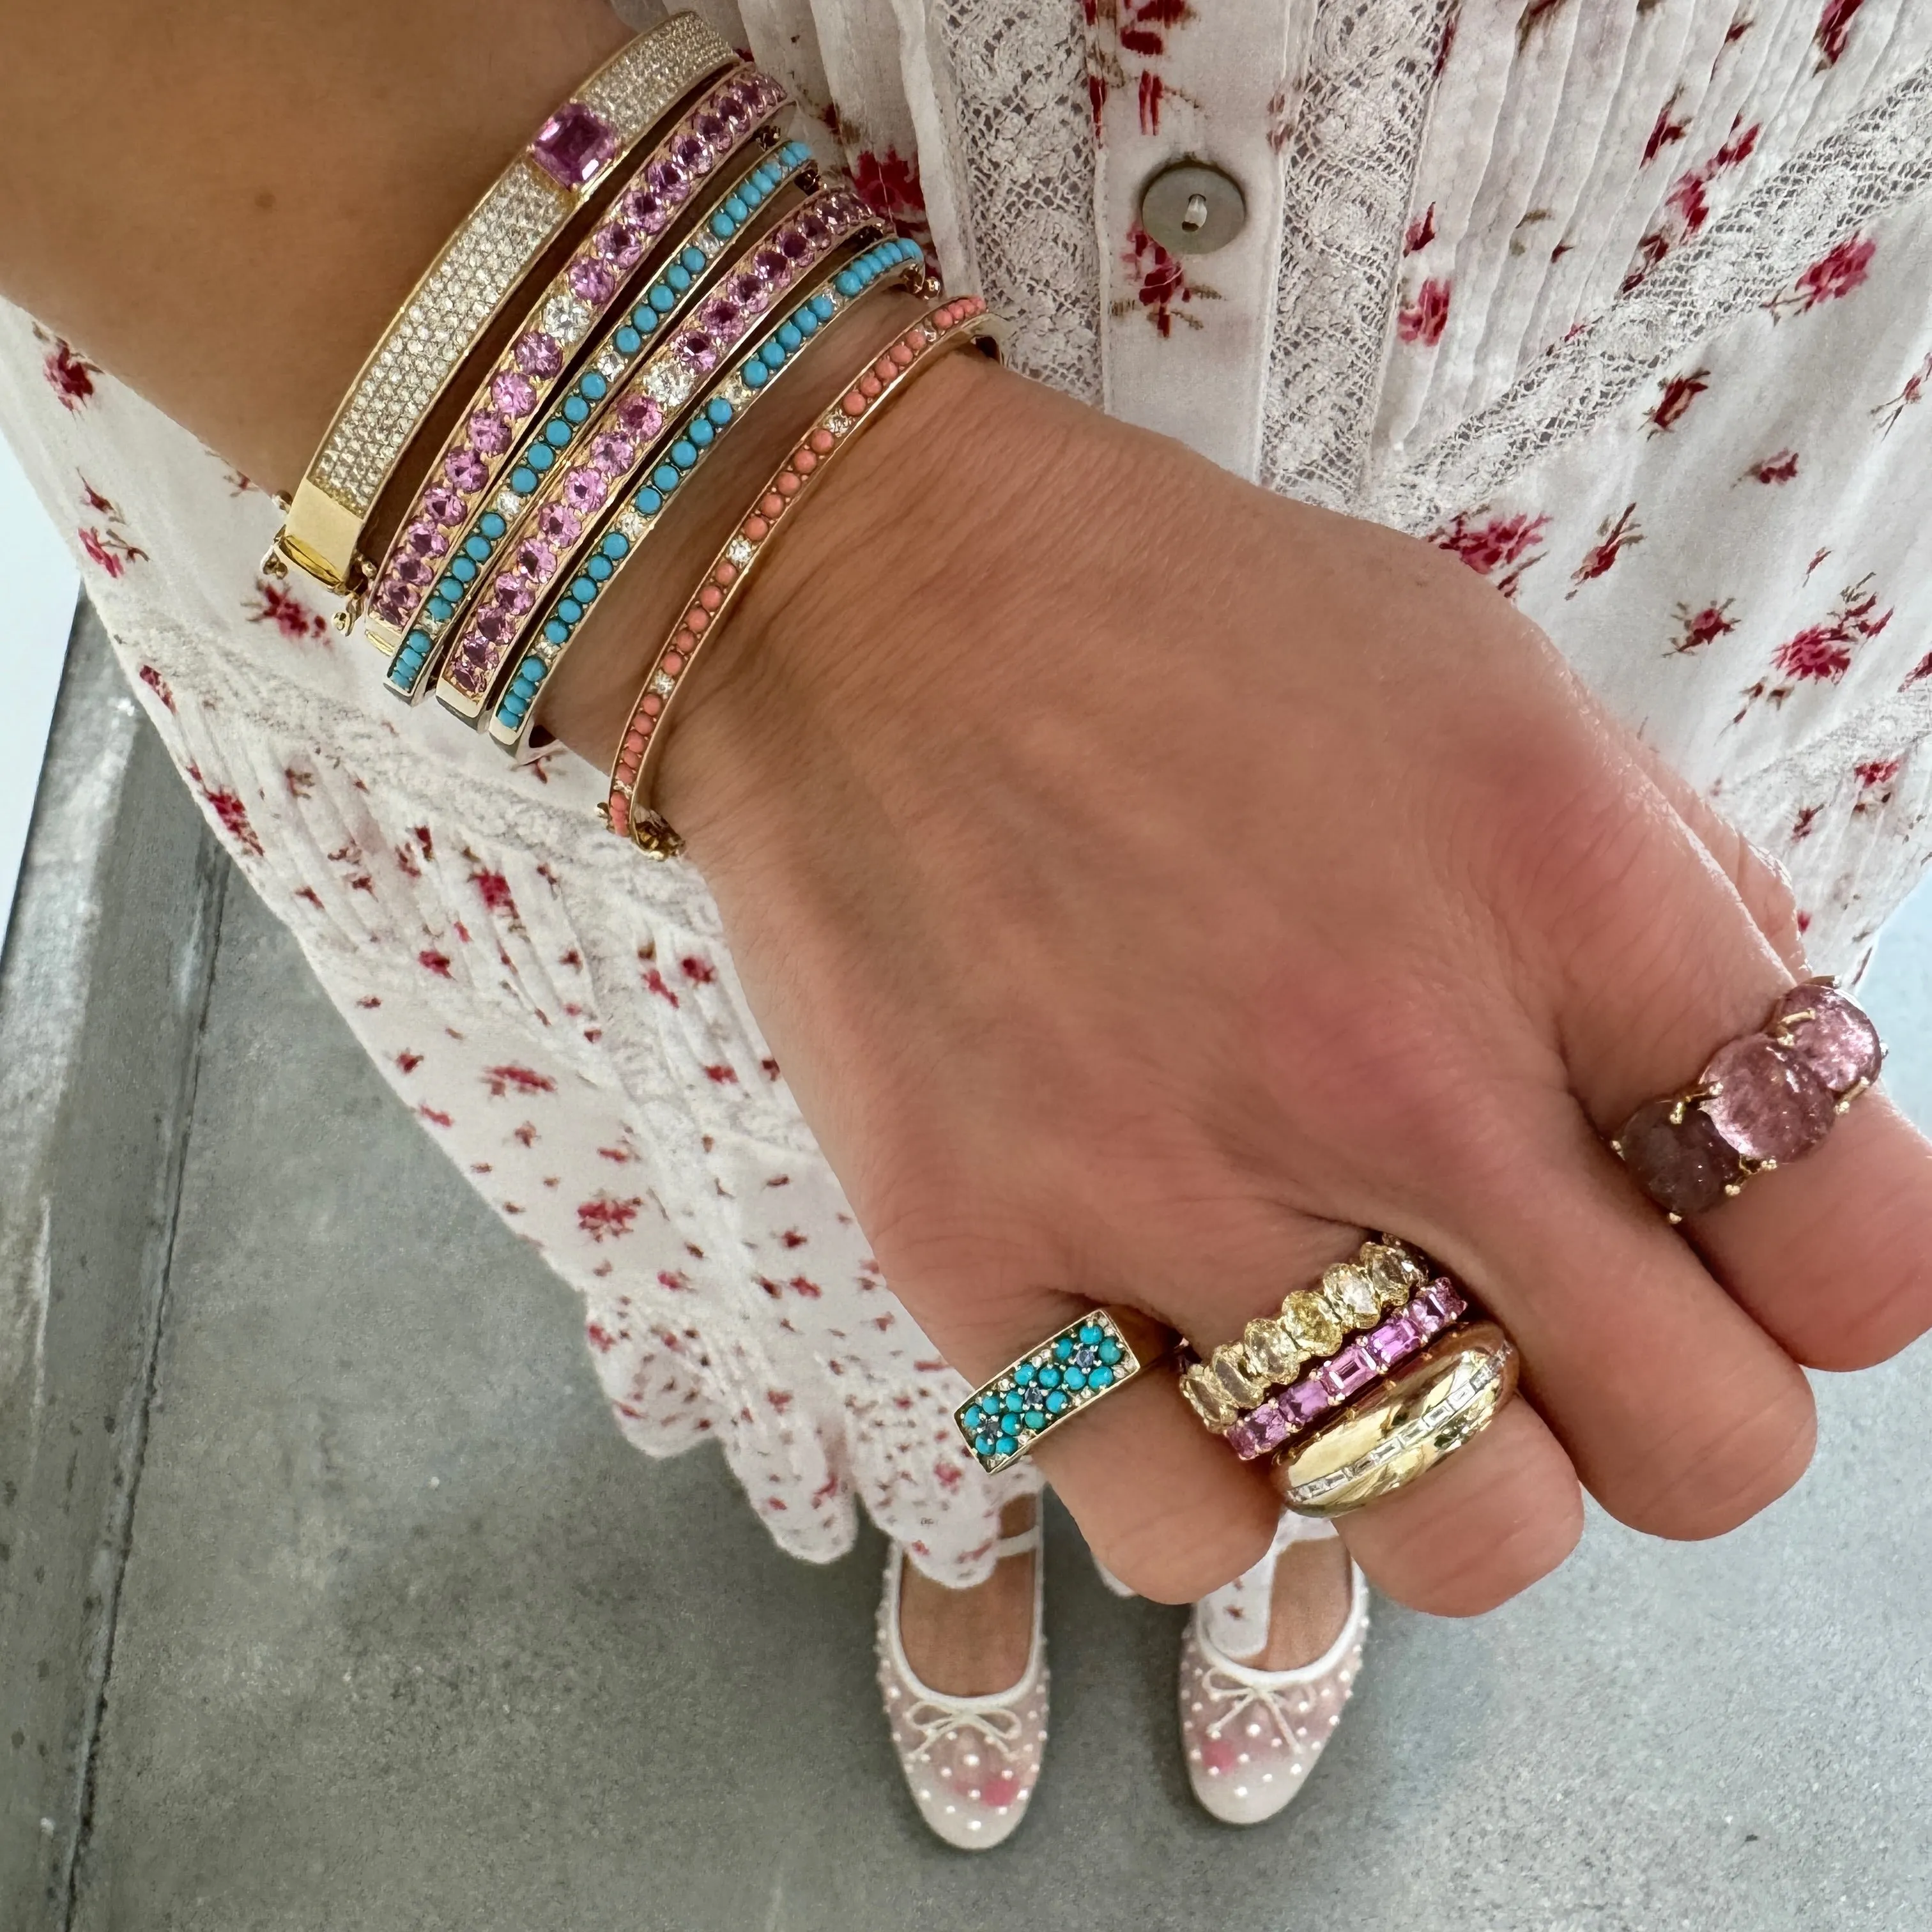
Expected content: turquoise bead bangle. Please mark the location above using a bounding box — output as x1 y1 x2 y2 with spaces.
487 234 929 753
377 135 819 704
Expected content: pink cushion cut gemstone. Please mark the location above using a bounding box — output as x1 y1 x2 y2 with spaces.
492 369 538 419
1700 1034 1835 1164
617 395 663 439
1772 984 1883 1096
528 101 619 190
467 410 512 457
535 503 583 546
1615 1096 1745 1216
443 447 487 493
514 332 564 380
569 256 620 306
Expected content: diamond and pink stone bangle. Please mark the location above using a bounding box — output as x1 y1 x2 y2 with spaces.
362 65 796 664
434 185 880 723
266 12 736 595
1611 978 1883 1220
608 296 1004 859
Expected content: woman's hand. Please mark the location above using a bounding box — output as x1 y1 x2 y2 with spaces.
590 350 1932 1614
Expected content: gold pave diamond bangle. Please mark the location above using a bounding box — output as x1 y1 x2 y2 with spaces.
266 11 735 596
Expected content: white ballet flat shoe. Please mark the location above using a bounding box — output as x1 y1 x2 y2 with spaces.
875 1527 1046 1851
1179 1557 1369 1826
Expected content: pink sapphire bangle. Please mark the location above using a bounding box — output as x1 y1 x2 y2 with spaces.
434 185 882 724
1612 978 1883 1220
608 296 1006 857
487 238 930 756
362 69 799 672
266 12 736 595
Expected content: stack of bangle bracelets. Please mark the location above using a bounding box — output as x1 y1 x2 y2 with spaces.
264 9 1005 822
608 293 1004 855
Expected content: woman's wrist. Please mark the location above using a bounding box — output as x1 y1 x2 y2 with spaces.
534 282 953 775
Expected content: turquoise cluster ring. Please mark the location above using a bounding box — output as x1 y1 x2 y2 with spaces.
953 1310 1156 1474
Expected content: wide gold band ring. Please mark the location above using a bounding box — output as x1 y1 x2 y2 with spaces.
1267 1321 1519 1517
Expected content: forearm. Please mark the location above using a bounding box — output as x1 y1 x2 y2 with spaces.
0 0 634 491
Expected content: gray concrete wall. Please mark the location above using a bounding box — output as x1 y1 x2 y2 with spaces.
0 606 225 1928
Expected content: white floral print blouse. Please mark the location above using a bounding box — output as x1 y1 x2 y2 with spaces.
3 0 1929 1587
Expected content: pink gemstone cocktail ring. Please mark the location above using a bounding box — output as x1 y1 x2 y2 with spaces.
1611 977 1883 1220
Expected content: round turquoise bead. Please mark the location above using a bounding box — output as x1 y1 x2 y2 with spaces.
1099 1341 1123 1365
615 326 642 355
425 599 452 624
1038 1365 1061 1388
836 270 862 297
1045 1390 1068 1414
995 1434 1018 1459
434 575 462 602
1080 1324 1103 1344
707 397 733 425
543 619 570 645
710 212 735 240
1022 1411 1046 1432
404 630 431 657
544 420 572 447
526 443 554 472
602 530 629 558
682 246 705 273
760 341 785 370
795 307 820 337
1015 1363 1036 1385
960 1404 981 1431
1062 1368 1087 1392
648 286 676 314
1089 1365 1114 1389
477 512 506 540
670 440 698 468
571 576 598 603
688 418 714 447
556 597 583 625
724 195 748 222
580 372 607 401
634 307 661 333
510 466 539 494
652 464 680 493
1002 1390 1024 1413
586 554 613 581
975 1433 997 1458
778 323 802 351
562 397 589 425
1053 1337 1075 1361
666 264 692 291
450 556 477 583
634 487 663 514
811 293 835 321
463 535 490 561
743 360 769 388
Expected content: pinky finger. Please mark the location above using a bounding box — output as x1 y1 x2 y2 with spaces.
1335 1399 1584 1617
